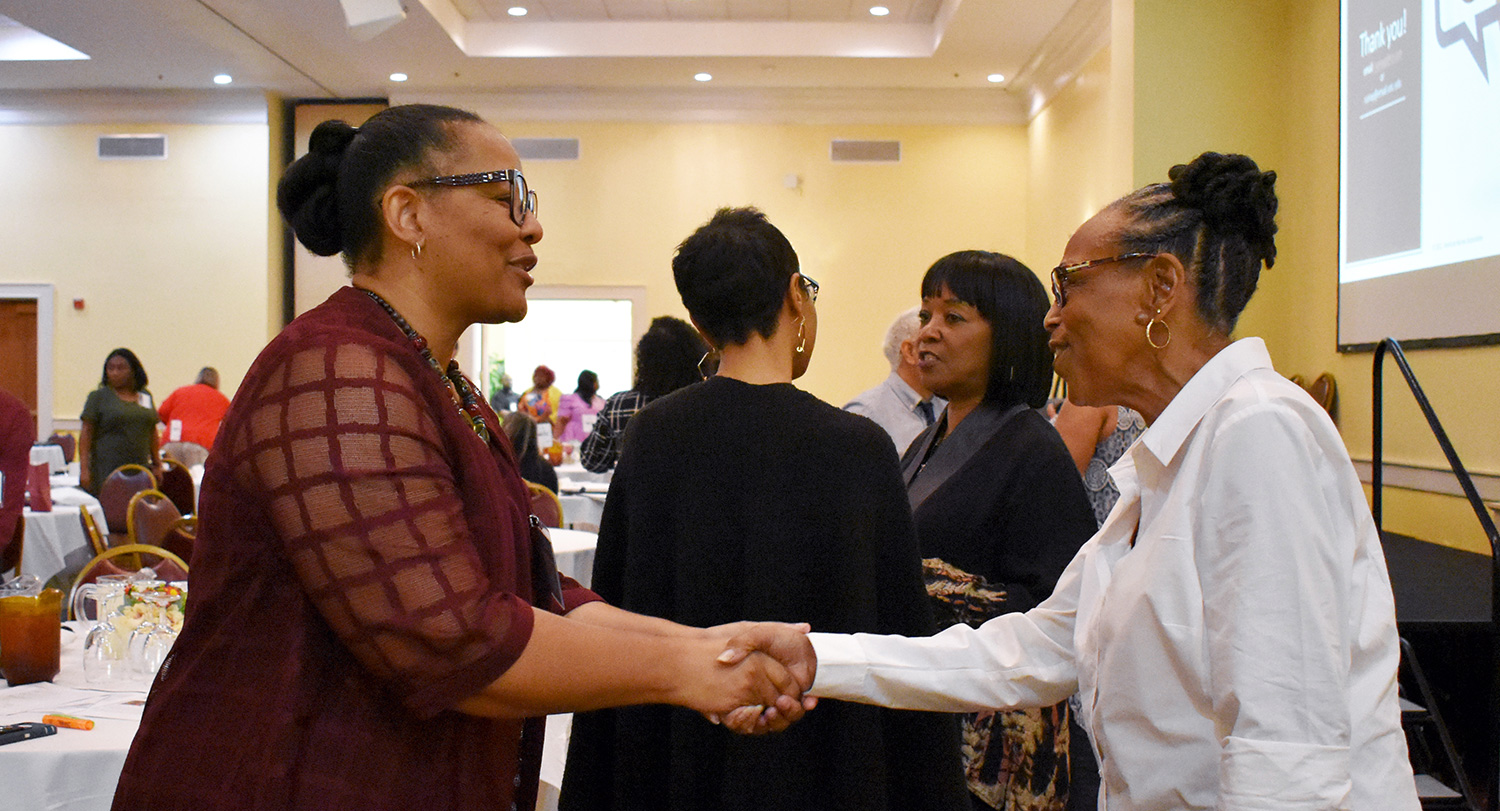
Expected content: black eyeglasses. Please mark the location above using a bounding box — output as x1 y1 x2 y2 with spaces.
410 169 538 227
1050 252 1156 306
800 273 819 303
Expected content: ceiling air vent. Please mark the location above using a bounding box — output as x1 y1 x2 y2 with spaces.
830 139 900 163
98 134 168 160
513 138 580 161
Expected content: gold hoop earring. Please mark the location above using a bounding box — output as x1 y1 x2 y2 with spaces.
1145 309 1171 349
794 318 807 354
411 241 424 261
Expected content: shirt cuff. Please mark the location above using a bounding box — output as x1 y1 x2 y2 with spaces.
808 631 870 701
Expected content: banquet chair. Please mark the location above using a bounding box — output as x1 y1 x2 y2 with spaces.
527 482 564 529
157 458 196 516
159 516 196 564
45 431 77 464
1306 372 1337 419
127 489 183 549
99 464 158 538
69 544 189 619
79 506 109 557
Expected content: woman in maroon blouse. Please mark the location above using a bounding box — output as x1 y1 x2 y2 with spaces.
112 104 810 811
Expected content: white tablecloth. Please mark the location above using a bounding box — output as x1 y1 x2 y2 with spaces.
548 528 598 590
30 445 67 474
22 498 106 587
552 464 612 485
558 493 606 532
0 622 148 811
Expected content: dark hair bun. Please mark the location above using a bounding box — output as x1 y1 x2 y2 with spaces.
1168 152 1278 267
276 120 359 257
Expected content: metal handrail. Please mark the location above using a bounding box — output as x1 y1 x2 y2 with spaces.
1372 338 1500 561
1373 337 1500 811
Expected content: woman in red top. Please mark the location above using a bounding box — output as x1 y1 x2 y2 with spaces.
112 104 810 811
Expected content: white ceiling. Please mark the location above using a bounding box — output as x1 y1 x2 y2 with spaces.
0 0 1108 122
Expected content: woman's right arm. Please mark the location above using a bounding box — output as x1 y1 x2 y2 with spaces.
457 608 807 723
78 421 93 489
251 343 807 728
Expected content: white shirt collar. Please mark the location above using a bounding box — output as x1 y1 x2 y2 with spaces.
1137 337 1273 470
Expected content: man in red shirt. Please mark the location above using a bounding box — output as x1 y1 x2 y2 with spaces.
157 367 231 450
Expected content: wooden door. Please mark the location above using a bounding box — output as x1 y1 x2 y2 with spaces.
0 298 39 436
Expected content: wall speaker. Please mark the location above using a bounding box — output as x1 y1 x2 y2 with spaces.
338 0 406 40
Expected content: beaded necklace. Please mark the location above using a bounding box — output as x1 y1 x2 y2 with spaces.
361 289 491 444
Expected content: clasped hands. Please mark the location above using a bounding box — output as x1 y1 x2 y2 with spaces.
695 621 819 735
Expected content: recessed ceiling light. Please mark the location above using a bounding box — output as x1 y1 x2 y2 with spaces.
869 6 890 16
390 72 408 82
987 74 1005 83
212 74 232 85
507 6 527 15
694 72 712 82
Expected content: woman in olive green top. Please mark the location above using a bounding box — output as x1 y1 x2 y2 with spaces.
80 348 159 494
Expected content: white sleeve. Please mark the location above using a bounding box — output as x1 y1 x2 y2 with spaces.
809 546 1084 712
1198 404 1355 809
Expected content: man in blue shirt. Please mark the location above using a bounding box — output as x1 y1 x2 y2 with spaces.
844 307 944 455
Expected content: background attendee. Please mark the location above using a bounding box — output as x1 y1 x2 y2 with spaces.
489 372 517 412
578 315 706 474
0 388 31 572
1051 402 1146 527
562 207 967 811
764 152 1419 811
502 410 560 494
902 250 1098 811
157 366 231 451
79 347 158 494
844 307 946 455
519 364 562 431
113 105 811 811
556 369 605 443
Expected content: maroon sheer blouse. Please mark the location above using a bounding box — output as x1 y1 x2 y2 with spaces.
112 287 599 810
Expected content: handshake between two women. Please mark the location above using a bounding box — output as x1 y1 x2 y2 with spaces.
703 620 820 735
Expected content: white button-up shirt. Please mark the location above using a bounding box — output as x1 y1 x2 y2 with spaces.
811 338 1418 810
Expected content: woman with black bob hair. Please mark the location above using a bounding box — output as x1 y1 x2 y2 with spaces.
112 106 811 811
900 250 1098 811
578 315 707 473
754 152 1419 810
562 207 967 811
79 347 159 494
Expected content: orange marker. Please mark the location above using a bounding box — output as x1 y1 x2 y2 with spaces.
42 714 94 731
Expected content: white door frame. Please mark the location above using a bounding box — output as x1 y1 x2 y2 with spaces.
0 283 55 440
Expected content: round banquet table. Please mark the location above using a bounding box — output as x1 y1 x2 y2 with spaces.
21 498 106 588
0 622 150 811
1 530 602 811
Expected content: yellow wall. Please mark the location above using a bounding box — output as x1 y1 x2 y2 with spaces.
461 116 1031 406
0 120 270 417
1026 44 1135 274
1132 0 1498 553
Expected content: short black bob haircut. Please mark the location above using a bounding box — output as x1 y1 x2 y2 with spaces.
99 347 149 392
671 207 800 348
920 250 1052 409
634 316 708 399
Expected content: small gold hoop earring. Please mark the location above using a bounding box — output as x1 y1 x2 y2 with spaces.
411 241 424 261
794 318 807 354
1145 311 1171 349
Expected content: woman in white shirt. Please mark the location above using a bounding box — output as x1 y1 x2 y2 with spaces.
730 152 1420 810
